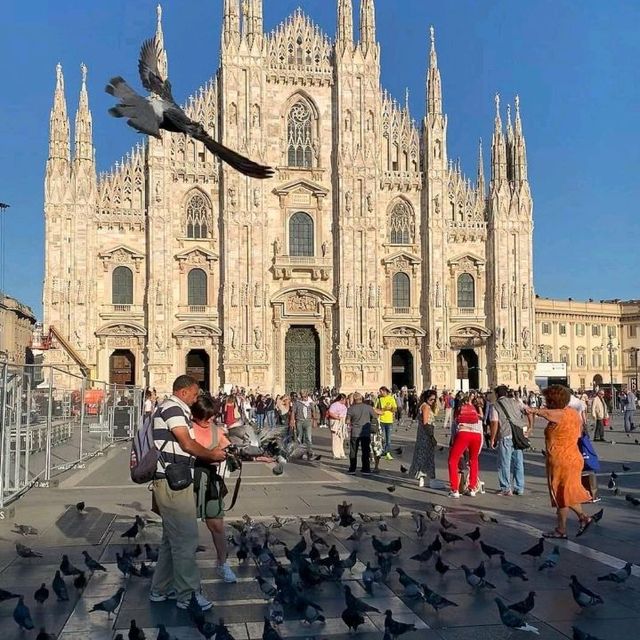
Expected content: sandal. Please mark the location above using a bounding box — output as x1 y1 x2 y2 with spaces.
576 517 593 538
542 528 568 539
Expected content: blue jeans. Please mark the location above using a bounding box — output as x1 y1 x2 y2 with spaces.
265 410 276 428
255 414 265 429
381 423 392 453
623 410 635 433
497 437 524 493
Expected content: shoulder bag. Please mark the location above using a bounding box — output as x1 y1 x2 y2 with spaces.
497 399 531 451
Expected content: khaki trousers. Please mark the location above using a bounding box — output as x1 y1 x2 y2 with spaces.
150 478 200 603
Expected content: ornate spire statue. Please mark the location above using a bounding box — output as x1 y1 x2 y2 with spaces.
490 93 507 187
337 0 354 51
155 4 168 79
427 26 442 115
74 63 93 163
359 0 376 55
49 63 70 162
477 137 485 197
513 95 528 183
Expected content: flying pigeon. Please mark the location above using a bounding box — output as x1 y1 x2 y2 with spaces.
508 591 536 615
435 556 450 575
89 587 126 617
106 36 274 179
495 597 539 634
372 536 402 554
538 546 560 571
120 521 139 540
428 534 442 554
410 548 433 563
13 523 39 536
597 562 632 584
570 575 604 608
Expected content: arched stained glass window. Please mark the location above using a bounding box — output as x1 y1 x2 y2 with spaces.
389 201 414 244
287 101 313 168
185 193 210 239
457 273 475 308
188 269 207 306
392 272 410 309
289 212 314 257
112 266 133 305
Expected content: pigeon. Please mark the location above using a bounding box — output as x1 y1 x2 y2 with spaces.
461 564 495 589
140 562 154 578
400 464 408 473
440 529 463 544
391 503 400 518
413 513 426 538
268 597 285 626
272 463 284 476
213 619 235 640
52 570 69 601
421 584 458 611
572 627 604 640
256 576 277 599
597 562 632 583
538 546 560 571
384 610 416 638
156 624 170 640
34 584 49 604
362 562 377 595
478 511 498 524
626 494 640 506
73 572 87 590
262 618 283 640
394 447 403 455
387 484 396 493
495 597 539 634
120 522 139 540
0 588 22 602
16 542 43 558
435 556 450 575
13 523 39 536
83 550 107 572
341 607 365 632
592 508 604 523
611 471 618 480
358 512 374 523
347 526 365 542
344 584 380 613
60 554 83 576
128 619 146 640
508 591 536 615
106 36 274 179
395 568 420 589
480 540 505 559
36 629 56 640
428 534 442 554
76 501 85 513
410 548 433 563
301 601 325 624
500 555 528 581
570 575 604 608
117 552 134 576
89 587 126 617
465 527 481 542
378 519 389 532
309 530 328 547
521 538 544 558
440 513 457 529
622 463 631 472
13 597 35 630
372 536 402 554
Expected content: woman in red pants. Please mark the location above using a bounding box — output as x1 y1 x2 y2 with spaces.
448 394 483 498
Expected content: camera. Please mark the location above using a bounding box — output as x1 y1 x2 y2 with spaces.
225 445 242 473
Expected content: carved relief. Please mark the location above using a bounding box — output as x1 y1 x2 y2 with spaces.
286 292 317 313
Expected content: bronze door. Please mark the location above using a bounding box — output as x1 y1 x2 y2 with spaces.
109 350 135 386
285 326 319 393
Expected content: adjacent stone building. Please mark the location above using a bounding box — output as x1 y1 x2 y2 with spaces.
0 294 36 364
40 1 570 394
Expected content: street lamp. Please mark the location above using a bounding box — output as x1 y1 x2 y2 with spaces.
607 331 615 411
631 347 639 392
0 203 8 295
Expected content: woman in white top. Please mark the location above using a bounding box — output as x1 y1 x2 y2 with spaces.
327 394 348 459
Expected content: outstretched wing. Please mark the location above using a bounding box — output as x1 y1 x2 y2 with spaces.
138 37 174 102
164 108 274 180
105 77 161 138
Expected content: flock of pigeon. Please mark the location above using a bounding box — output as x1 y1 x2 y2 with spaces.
0 494 635 640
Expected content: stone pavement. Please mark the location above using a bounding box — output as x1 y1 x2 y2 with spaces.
1 415 639 640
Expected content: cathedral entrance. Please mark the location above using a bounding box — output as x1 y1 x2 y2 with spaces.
109 350 135 386
391 350 414 389
285 326 320 393
186 349 210 392
457 349 479 391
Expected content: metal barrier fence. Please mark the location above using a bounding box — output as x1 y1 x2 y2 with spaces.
0 362 144 508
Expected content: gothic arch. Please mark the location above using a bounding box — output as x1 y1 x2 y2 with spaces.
182 188 213 239
283 91 320 168
388 197 415 245
271 285 336 306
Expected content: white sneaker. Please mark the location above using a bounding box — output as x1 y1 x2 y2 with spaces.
176 592 213 611
448 490 460 499
418 476 425 488
217 563 237 583
467 487 477 497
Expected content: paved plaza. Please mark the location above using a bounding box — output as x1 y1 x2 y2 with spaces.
1 415 639 640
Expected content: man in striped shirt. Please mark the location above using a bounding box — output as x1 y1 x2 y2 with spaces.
150 375 227 612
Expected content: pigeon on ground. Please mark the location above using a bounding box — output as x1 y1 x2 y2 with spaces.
421 584 458 611
117 552 134 576
592 508 604 523
465 527 481 542
347 526 365 542
262 618 283 640
301 602 325 624
440 513 457 529
140 562 154 578
521 538 544 558
570 575 604 608
411 512 426 537
372 536 402 555
400 465 408 474
76 501 85 513
391 503 400 518
362 562 377 595
428 534 442 554
0 588 21 602
256 576 277 599
396 568 421 589
120 522 139 540
52 570 69 601
480 540 505 559
410 548 433 563
461 564 495 589
309 530 328 547
478 511 498 524
384 610 416 638
272 463 284 476
128 619 146 640
607 477 616 490
344 585 380 613
268 596 285 625
34 584 49 604
35 629 56 640
16 542 43 558
495 597 539 634
156 624 170 640
508 591 536 615
89 587 126 617
13 597 34 630
625 494 640 506
387 484 396 493
500 555 529 581
341 607 365 633
106 36 273 179
83 550 107 572
622 463 631 471
435 556 450 576
213 619 235 640
73 572 87 590
60 554 83 576
440 529 463 544
13 523 39 536
538 546 560 571
572 627 604 640
597 562 632 584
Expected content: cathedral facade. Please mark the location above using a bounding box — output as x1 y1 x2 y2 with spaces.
42 1 538 394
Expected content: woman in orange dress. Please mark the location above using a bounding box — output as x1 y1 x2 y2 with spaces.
528 385 597 539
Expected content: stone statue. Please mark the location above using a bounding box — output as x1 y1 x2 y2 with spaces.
366 192 373 212
345 283 352 308
345 191 352 213
502 328 507 348
501 284 507 309
254 327 262 349
228 186 237 207
345 328 352 349
321 241 328 257
369 327 376 349
522 284 529 309
522 327 530 348
74 329 83 349
155 281 163 306
154 327 163 351
434 281 441 307
436 328 442 349
228 326 235 349
273 238 281 256
253 283 260 307
368 283 375 308
253 188 260 208
433 194 440 214
230 283 237 307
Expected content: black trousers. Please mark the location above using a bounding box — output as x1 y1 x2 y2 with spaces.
593 419 604 441
349 435 371 473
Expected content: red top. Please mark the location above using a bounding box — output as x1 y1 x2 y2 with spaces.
224 403 236 426
457 403 480 425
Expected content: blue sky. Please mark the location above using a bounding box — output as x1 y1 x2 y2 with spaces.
1 0 638 317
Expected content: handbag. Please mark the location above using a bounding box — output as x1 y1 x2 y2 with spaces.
497 399 531 451
602 417 610 428
578 433 600 472
158 440 193 491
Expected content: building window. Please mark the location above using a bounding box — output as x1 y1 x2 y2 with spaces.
577 352 586 368
575 323 585 337
608 351 618 367
389 201 414 244
185 192 210 239
287 100 313 168
592 324 601 337
112 266 133 305
392 272 411 309
559 323 567 336
457 273 475 308
592 351 602 368
629 350 639 367
560 352 569 364
628 325 637 338
608 326 617 338
289 212 314 256
187 268 207 306
541 322 551 335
